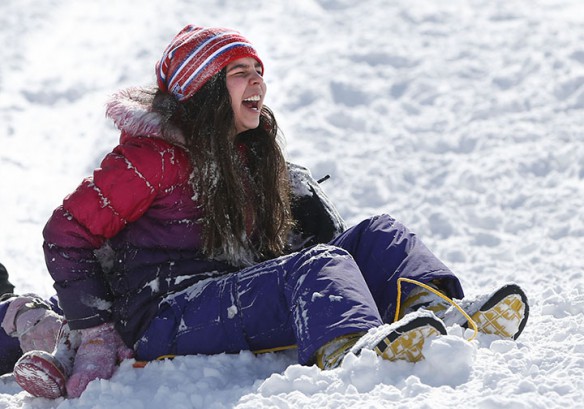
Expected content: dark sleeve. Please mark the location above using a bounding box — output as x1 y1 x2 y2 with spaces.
287 162 347 251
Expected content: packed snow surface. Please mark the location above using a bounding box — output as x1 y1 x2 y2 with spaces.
1 0 583 408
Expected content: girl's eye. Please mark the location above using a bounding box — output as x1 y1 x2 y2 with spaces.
228 67 262 77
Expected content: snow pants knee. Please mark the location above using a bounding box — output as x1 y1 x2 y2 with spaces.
134 214 463 365
329 214 464 322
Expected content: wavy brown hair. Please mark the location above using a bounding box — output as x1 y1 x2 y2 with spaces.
152 70 293 266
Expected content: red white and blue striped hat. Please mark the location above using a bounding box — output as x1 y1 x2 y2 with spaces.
156 25 264 102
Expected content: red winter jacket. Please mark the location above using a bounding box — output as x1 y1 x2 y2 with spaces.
42 88 346 347
43 129 212 338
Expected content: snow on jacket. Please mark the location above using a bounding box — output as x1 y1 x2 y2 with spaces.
42 88 346 347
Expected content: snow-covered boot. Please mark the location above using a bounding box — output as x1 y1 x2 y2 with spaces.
401 283 529 340
452 284 529 340
315 332 363 370
13 322 80 399
316 311 446 370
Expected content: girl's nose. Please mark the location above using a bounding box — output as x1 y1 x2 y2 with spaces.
250 71 263 84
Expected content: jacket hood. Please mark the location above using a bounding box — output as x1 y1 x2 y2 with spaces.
105 87 185 145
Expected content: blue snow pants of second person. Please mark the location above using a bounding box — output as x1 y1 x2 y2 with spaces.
134 214 464 365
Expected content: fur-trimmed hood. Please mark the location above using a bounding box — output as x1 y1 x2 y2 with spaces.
105 87 185 145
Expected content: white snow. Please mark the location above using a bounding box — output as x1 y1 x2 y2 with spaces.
1 0 583 408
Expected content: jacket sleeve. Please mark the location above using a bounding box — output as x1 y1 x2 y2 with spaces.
43 137 177 329
287 162 347 251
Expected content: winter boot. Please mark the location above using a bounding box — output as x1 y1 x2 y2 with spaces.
13 322 80 399
398 281 450 320
454 284 529 340
401 282 529 340
315 311 446 370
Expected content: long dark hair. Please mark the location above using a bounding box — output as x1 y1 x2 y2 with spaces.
152 70 293 266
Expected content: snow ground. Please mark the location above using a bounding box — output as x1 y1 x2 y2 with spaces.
0 0 583 408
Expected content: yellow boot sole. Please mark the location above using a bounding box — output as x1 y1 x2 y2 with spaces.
469 284 529 340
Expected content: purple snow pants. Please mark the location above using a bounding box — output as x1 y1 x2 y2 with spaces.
134 214 464 364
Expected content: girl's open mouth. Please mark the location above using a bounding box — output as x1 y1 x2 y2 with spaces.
243 95 261 111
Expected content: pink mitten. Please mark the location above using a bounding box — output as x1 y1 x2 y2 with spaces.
65 322 134 398
17 309 63 353
1 295 63 353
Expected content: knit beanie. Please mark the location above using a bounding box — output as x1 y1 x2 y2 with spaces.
156 25 264 102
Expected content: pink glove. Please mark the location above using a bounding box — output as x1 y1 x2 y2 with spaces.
65 322 134 398
1 295 63 353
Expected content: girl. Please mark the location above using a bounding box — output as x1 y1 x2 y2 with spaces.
6 25 528 399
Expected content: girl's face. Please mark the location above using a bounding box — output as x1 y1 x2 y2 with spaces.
225 57 267 135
